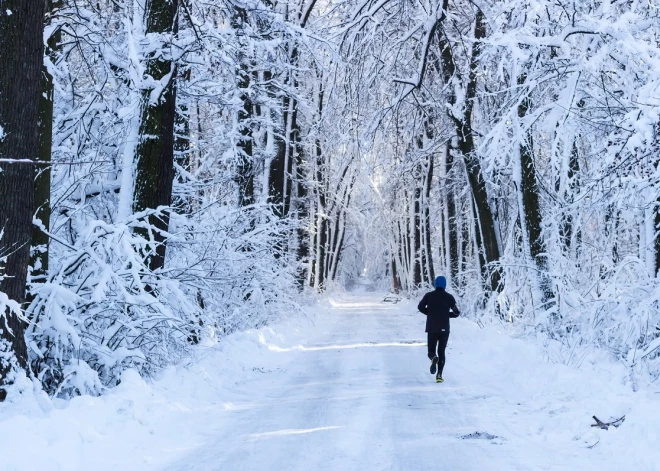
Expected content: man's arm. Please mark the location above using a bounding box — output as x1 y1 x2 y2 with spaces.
449 295 460 318
417 294 428 315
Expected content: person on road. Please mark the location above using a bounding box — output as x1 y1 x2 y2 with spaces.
417 276 460 383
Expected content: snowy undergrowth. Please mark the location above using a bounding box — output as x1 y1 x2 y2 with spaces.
0 294 657 470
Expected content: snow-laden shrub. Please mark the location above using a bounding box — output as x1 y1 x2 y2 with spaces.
26 204 297 397
165 205 298 336
26 214 199 396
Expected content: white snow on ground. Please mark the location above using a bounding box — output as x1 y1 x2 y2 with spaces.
1 292 659 470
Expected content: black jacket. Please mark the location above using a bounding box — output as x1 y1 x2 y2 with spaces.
418 288 460 333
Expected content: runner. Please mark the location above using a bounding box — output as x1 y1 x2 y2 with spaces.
417 276 460 382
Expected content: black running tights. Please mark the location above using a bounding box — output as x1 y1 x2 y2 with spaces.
427 331 450 375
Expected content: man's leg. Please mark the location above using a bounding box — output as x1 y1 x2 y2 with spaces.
437 330 450 376
428 332 440 374
427 332 438 360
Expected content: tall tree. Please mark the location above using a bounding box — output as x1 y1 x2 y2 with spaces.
233 6 255 208
436 2 459 288
444 144 460 287
133 0 180 271
30 0 62 292
310 77 328 290
450 9 501 293
423 152 435 284
0 0 46 399
517 75 552 303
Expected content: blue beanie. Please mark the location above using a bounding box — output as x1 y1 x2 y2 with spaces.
435 276 447 289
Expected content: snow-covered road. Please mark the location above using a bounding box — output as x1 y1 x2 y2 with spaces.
165 293 619 471
4 292 656 470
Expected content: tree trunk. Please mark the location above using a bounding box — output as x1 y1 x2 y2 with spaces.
294 153 309 289
174 68 193 213
518 75 552 303
291 65 309 289
312 78 327 290
413 183 423 288
437 0 460 289
331 209 347 281
655 195 660 277
453 10 501 293
560 140 580 252
133 0 179 272
445 144 460 287
31 1 62 291
391 258 402 293
233 8 255 208
424 153 435 284
0 0 45 399
269 45 299 219
269 93 290 217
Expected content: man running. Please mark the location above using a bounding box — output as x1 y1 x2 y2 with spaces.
417 276 460 383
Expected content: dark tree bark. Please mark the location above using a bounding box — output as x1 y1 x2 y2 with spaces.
461 202 471 278
518 75 553 303
233 7 255 208
269 94 290 218
560 140 581 251
401 193 412 284
411 133 436 287
291 76 309 289
434 5 501 292
133 0 179 272
413 182 423 288
269 45 300 219
424 153 435 284
30 1 62 291
437 0 459 288
331 208 348 281
518 76 542 259
391 258 402 293
173 68 192 213
655 195 660 277
604 204 620 268
326 169 356 282
0 0 46 398
520 147 546 265
294 151 309 289
311 78 327 290
445 144 460 286
452 10 502 293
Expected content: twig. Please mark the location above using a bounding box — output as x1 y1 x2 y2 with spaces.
591 415 625 430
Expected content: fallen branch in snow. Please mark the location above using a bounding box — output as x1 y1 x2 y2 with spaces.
586 438 600 449
591 415 625 430
382 295 401 303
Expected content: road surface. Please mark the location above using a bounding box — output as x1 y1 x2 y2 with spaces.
168 293 611 471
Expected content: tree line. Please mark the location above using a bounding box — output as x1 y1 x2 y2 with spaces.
339 0 660 384
0 0 351 400
2 0 660 399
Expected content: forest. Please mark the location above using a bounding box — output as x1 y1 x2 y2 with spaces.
1 0 659 401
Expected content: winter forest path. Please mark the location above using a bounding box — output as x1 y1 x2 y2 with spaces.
167 293 617 471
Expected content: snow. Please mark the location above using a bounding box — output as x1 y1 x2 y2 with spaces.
1 292 658 470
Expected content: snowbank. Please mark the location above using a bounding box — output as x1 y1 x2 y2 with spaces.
0 301 320 471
